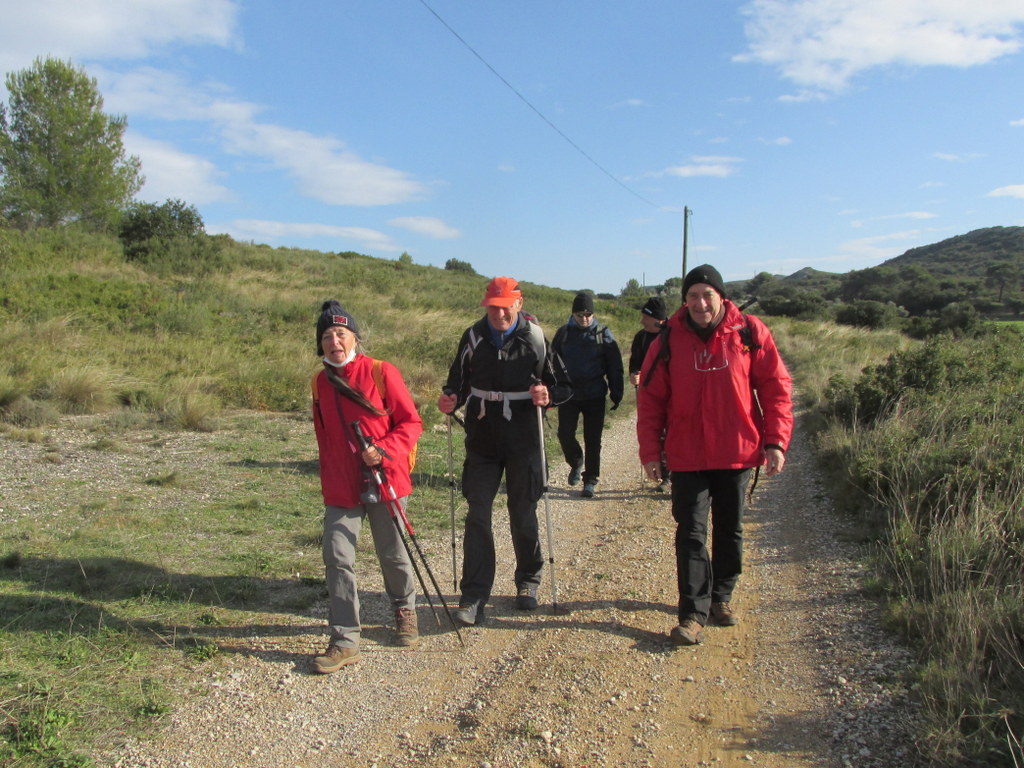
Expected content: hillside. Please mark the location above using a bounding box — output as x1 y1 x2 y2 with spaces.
883 225 1024 276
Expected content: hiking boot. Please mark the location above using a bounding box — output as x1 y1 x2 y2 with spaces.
709 601 738 627
311 644 360 674
670 617 704 646
567 458 583 486
581 483 596 498
395 607 420 647
515 585 538 611
453 601 486 627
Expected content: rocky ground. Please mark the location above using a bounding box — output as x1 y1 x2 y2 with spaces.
82 408 923 768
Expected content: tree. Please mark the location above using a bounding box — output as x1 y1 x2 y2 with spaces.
985 262 1019 303
0 57 143 231
118 198 224 276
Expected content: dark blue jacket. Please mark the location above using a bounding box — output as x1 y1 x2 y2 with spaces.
552 317 624 404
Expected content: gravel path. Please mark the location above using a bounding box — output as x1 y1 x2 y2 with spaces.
66 408 920 768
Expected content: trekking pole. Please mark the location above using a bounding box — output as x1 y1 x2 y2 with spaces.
534 403 559 611
351 421 465 647
635 383 645 491
445 408 458 593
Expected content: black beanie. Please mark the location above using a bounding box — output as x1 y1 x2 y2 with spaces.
572 292 595 314
682 264 727 298
316 300 360 354
640 296 667 320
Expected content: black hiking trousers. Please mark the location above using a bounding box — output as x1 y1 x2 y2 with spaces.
670 467 752 625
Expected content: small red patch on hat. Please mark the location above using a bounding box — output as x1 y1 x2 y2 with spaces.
332 315 349 327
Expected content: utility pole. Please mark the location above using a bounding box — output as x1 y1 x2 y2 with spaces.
681 206 691 302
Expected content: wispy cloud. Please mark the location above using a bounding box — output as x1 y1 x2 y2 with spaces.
215 219 400 251
640 156 743 179
838 229 927 260
124 133 232 204
389 217 461 239
989 185 1024 198
1011 118 1024 126
105 68 429 206
758 136 793 146
609 98 649 109
933 151 983 162
0 0 239 76
735 1 1024 93
850 211 937 227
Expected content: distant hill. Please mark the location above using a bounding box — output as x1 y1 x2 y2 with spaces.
880 225 1024 277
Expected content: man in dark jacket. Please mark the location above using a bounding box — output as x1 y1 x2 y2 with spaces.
437 276 572 624
629 296 667 388
552 291 624 498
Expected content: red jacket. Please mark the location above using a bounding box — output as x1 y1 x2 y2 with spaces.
637 301 792 472
312 354 422 508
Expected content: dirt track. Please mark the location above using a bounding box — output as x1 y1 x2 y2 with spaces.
108 409 918 768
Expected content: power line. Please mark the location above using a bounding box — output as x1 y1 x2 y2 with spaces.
415 0 670 211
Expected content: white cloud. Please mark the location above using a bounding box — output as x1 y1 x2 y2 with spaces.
641 156 744 179
610 98 649 109
104 68 428 207
214 219 401 251
933 151 983 162
220 120 427 206
850 211 937 227
735 0 1024 92
1011 118 1024 126
838 229 926 260
758 136 793 145
0 0 239 75
124 133 232 204
989 185 1024 198
388 217 461 239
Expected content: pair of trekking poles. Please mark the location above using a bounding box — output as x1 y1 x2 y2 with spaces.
443 396 560 612
350 420 466 647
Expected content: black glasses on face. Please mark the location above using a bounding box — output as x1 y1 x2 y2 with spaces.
574 312 593 318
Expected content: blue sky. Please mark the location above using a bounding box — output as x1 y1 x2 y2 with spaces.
3 1 1023 294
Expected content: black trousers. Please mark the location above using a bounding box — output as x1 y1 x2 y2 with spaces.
556 397 606 485
459 446 544 605
670 468 752 624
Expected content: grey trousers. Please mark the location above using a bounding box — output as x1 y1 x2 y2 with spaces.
322 501 416 648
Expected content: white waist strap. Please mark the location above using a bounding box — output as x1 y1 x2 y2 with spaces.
469 387 532 420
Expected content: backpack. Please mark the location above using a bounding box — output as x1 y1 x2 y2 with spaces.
551 321 610 353
311 358 418 471
462 314 548 380
641 317 760 388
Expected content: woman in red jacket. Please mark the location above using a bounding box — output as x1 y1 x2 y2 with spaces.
637 265 793 647
310 300 423 674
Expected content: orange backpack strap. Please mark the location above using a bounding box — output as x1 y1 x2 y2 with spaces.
369 358 417 472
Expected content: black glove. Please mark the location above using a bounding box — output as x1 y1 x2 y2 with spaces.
610 399 621 411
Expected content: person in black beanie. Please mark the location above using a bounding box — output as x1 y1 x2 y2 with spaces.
309 300 423 673
637 264 793 647
551 291 624 498
629 295 669 492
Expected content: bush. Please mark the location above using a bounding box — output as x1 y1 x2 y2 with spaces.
444 258 476 274
119 199 225 276
834 300 903 330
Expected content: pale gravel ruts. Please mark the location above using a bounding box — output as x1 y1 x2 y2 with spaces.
3 407 921 768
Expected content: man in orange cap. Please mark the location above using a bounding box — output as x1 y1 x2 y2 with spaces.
438 277 571 624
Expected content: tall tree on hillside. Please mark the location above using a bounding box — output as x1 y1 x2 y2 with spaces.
985 261 1019 303
0 57 143 231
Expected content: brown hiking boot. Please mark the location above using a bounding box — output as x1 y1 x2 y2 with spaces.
395 607 419 647
670 617 704 646
311 644 359 674
709 601 738 626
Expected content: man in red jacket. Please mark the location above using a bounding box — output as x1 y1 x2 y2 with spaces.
637 265 793 646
